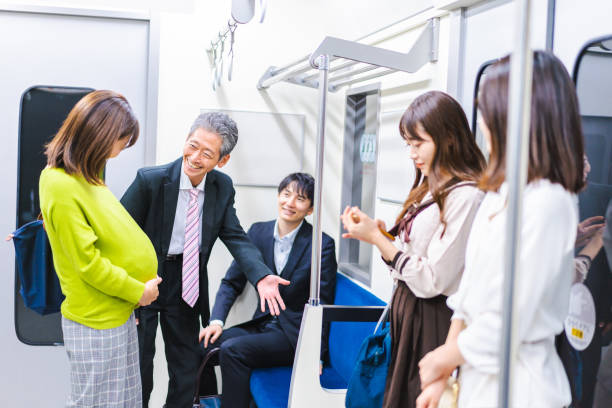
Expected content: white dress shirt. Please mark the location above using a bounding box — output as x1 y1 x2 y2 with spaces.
448 180 577 407
167 171 206 255
387 184 484 298
273 220 302 274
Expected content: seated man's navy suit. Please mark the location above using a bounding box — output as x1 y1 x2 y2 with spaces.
201 219 337 407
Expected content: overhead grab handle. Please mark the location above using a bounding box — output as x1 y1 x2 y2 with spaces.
209 0 269 90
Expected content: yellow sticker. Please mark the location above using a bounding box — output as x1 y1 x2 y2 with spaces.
571 328 584 339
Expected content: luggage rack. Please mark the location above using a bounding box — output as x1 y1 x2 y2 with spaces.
257 17 440 93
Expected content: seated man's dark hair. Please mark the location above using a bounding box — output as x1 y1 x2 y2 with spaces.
278 173 315 206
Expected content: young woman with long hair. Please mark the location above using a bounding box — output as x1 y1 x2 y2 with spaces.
341 90 486 408
417 51 586 408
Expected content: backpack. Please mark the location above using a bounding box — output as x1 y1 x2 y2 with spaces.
12 220 64 315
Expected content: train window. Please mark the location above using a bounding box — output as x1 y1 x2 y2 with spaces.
15 86 93 345
562 37 612 408
338 84 381 285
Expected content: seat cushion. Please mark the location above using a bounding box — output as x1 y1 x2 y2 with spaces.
250 365 348 408
250 367 291 408
320 365 348 389
249 274 385 408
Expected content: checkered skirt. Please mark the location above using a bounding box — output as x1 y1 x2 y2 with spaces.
62 314 142 408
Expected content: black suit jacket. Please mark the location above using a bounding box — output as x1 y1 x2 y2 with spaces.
120 158 272 324
210 220 337 359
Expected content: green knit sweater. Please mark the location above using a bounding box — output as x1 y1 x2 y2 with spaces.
39 167 158 329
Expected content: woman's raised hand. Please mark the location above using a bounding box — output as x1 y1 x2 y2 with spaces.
340 206 381 244
576 215 605 248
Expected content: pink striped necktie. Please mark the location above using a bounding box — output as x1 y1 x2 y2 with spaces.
182 188 200 307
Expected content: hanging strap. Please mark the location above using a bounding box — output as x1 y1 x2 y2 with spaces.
373 298 392 334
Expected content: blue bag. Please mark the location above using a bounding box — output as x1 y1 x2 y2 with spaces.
345 308 392 408
198 396 220 408
12 220 64 315
193 347 221 408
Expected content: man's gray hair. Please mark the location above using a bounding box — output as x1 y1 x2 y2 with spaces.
188 112 238 157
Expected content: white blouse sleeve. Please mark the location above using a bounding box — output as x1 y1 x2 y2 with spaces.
389 188 483 298
447 270 471 322
457 184 577 373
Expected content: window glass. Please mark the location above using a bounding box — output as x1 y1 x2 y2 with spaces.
339 87 381 285
15 86 92 345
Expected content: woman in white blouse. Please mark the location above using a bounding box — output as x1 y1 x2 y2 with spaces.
341 90 486 408
417 51 586 408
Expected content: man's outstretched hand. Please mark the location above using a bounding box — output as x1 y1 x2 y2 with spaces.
256 275 290 316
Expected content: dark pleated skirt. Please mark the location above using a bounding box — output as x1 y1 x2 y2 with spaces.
382 281 453 408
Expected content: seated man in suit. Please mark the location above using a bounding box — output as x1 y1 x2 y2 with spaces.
199 172 337 408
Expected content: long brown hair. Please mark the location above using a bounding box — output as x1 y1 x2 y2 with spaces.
478 51 585 193
45 90 139 185
397 91 486 225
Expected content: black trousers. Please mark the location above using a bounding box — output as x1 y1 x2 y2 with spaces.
200 317 295 408
138 255 206 408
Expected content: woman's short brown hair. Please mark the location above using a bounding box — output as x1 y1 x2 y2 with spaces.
478 51 585 193
45 90 139 185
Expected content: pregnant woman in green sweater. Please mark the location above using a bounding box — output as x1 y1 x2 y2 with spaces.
39 90 161 408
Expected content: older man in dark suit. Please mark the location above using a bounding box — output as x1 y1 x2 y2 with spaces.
198 172 337 408
120 112 286 408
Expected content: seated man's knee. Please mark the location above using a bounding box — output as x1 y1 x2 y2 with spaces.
219 337 242 361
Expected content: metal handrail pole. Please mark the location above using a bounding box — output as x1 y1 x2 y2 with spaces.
302 60 360 81
329 68 395 91
327 64 381 82
499 0 532 407
259 62 318 89
308 54 329 306
268 55 310 77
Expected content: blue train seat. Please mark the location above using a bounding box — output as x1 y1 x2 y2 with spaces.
249 273 386 408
